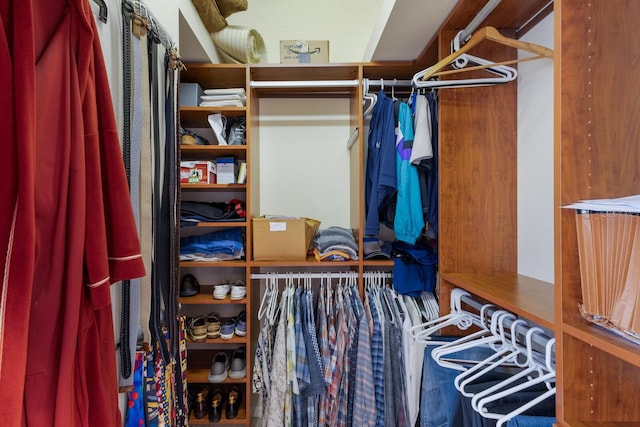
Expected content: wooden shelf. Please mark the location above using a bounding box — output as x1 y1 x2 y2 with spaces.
180 294 247 305
181 221 248 229
180 145 247 161
565 422 640 427
440 272 555 330
187 336 248 347
180 107 245 128
180 260 247 268
186 366 248 384
188 406 248 426
562 322 640 369
250 257 360 267
181 183 247 190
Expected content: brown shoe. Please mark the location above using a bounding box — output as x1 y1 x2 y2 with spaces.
208 388 225 422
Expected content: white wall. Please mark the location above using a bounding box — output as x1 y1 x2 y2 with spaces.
517 13 555 283
226 0 383 63
257 98 352 227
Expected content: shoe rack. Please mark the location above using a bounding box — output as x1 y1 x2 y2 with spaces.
178 64 252 426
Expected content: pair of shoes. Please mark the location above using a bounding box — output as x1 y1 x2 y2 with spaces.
180 273 200 297
189 316 207 342
220 311 246 339
206 312 221 339
213 281 231 300
192 386 209 419
230 281 246 300
208 352 230 382
207 386 243 421
229 348 246 379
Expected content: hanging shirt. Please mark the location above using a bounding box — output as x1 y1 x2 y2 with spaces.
365 90 397 236
394 102 425 244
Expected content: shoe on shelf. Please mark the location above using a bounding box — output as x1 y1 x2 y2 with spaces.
208 352 230 383
229 347 246 379
213 281 231 300
208 388 225 422
234 311 247 337
193 386 210 419
220 318 237 340
206 312 221 339
226 385 242 420
230 280 246 300
180 273 200 297
188 316 207 342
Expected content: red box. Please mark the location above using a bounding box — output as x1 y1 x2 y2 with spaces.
180 161 216 184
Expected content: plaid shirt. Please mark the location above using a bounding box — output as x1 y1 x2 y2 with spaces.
328 289 348 426
316 283 330 426
294 288 310 426
352 290 376 426
368 289 386 427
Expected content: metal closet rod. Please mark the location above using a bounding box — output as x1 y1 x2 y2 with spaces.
458 291 555 349
251 271 393 280
250 79 359 89
458 0 502 44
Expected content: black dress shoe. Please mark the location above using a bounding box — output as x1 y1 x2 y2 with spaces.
193 386 209 419
180 273 200 297
208 388 225 422
225 386 242 419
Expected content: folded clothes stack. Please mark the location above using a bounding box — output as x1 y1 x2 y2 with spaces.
313 226 358 261
179 228 244 261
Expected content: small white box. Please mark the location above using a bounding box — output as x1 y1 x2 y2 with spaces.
216 157 236 184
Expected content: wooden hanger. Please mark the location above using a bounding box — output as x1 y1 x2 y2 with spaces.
421 26 553 81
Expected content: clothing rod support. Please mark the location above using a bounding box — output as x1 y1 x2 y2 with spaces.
458 0 502 45
250 80 359 89
251 272 393 280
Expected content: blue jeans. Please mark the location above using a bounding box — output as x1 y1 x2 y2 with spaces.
420 337 495 427
507 415 556 427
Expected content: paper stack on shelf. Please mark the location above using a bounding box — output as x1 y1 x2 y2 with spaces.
566 194 640 344
200 88 246 107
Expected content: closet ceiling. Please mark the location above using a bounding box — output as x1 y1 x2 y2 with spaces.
371 0 553 64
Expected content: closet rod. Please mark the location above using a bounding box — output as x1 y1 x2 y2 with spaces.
458 291 554 350
459 0 502 44
365 79 413 88
250 79 359 89
251 272 393 280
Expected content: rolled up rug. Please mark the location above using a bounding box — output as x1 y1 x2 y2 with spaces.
211 25 267 64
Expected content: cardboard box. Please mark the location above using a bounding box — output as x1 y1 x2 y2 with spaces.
252 216 321 261
180 82 203 107
216 157 236 184
180 161 216 184
280 40 329 64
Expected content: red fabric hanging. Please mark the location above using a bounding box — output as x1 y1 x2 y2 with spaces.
0 1 146 425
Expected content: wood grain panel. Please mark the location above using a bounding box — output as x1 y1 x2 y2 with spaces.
563 334 640 423
438 29 518 274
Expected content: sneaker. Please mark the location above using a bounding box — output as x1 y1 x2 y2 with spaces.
234 311 247 337
230 281 246 300
213 282 231 300
229 348 246 379
220 318 237 340
189 316 207 342
206 312 221 339
208 352 229 382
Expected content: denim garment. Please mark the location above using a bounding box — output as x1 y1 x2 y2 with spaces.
461 375 555 427
420 338 495 427
507 415 556 427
